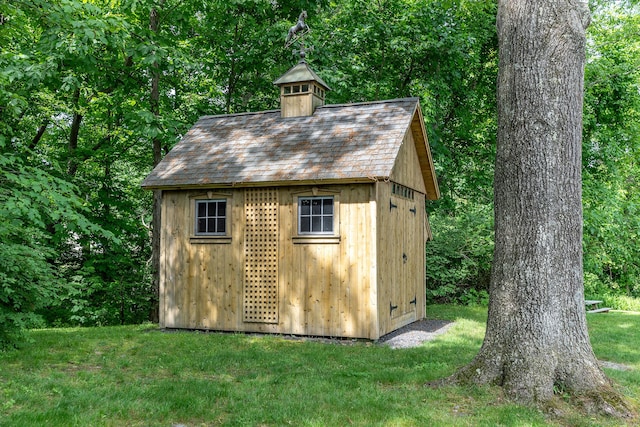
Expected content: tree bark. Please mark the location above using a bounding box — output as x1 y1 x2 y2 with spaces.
29 120 49 150
443 0 632 416
67 88 82 177
149 4 163 324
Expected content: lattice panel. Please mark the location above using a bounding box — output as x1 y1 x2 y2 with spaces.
243 188 279 323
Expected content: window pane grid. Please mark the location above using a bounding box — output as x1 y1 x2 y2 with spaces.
299 197 334 234
196 200 226 235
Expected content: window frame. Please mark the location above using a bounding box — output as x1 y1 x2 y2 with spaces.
189 192 232 244
194 199 227 236
292 189 341 244
297 196 335 235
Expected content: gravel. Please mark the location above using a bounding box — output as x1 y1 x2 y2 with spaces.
378 319 454 349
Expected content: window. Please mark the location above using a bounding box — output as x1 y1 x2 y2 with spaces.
298 196 334 234
195 199 226 235
283 84 311 95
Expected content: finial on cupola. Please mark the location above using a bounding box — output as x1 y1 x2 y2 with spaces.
285 10 310 50
274 11 330 118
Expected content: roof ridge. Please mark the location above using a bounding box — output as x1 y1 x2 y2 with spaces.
317 97 419 110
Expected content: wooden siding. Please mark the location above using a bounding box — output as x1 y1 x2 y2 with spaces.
161 190 245 330
158 129 430 339
159 184 377 338
376 183 427 337
376 128 428 336
279 85 324 118
389 129 427 194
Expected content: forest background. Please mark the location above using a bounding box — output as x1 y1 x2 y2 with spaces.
1 0 638 348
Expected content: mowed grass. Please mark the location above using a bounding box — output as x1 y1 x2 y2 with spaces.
1 305 638 426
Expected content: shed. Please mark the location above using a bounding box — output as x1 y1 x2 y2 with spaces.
141 60 440 339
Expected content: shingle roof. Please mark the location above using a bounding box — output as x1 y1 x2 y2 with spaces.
141 97 434 192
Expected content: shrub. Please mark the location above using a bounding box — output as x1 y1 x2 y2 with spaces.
425 205 493 305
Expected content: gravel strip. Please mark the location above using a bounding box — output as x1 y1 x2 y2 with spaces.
379 319 454 349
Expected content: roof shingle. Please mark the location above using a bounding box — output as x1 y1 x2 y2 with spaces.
141 98 420 189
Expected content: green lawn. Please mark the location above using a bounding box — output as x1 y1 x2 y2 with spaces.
1 305 638 426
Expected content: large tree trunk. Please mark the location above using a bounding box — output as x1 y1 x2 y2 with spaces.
445 0 631 416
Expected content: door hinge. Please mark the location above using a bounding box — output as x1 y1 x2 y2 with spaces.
390 302 398 315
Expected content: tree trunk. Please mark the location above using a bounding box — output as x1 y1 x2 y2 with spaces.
444 0 631 416
29 120 49 150
149 4 163 324
67 88 82 177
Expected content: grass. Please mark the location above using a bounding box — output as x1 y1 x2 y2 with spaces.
0 305 638 426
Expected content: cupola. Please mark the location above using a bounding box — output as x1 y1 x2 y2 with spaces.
274 60 331 118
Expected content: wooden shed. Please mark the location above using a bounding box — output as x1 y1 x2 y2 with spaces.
141 60 440 339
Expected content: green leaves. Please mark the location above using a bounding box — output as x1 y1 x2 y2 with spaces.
582 2 640 302
425 204 494 305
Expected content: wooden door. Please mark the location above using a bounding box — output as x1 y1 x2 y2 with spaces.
389 189 418 321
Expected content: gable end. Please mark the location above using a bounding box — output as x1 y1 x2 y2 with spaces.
410 105 440 200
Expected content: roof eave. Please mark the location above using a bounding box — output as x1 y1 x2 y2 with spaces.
273 60 332 91
141 176 383 191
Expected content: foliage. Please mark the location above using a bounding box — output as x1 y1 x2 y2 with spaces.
0 0 158 341
0 0 639 347
320 0 499 306
583 1 640 303
0 306 638 425
0 144 106 348
425 204 493 305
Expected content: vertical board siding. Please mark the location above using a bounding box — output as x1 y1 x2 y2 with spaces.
377 128 429 337
160 184 377 338
416 192 427 320
390 130 427 194
377 183 424 336
159 177 426 338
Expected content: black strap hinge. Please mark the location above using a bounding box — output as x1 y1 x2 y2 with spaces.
390 302 398 315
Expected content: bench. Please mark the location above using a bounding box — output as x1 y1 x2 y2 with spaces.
585 300 611 313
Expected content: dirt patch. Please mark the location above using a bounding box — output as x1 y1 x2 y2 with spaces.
599 360 633 371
